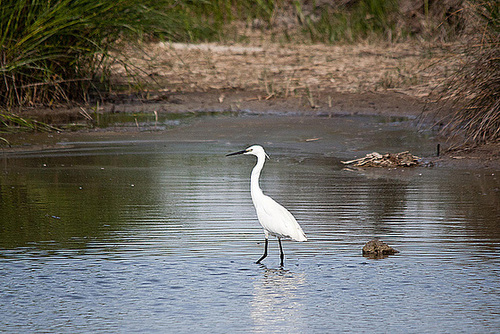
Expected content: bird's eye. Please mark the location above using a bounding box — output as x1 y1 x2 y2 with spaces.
247 149 253 152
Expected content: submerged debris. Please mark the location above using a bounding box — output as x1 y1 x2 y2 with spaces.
362 238 399 259
342 151 420 167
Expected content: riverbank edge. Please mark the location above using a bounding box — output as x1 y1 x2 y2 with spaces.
3 89 499 169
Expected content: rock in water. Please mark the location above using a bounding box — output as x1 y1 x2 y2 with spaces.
362 238 399 258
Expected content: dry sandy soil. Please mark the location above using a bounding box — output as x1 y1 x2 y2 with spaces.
12 39 500 167
30 40 455 122
118 41 450 98
109 40 454 114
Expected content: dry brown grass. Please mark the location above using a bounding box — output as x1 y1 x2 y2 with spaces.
424 1 499 147
111 39 459 101
441 46 500 145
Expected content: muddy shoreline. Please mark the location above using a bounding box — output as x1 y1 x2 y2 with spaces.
4 89 498 169
19 89 428 122
4 40 499 168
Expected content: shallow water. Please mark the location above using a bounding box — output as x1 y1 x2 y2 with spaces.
1 115 499 332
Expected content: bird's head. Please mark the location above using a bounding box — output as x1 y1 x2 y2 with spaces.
226 145 270 159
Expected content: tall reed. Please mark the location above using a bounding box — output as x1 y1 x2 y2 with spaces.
0 0 223 109
435 0 499 146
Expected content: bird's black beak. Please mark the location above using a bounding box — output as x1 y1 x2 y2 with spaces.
226 149 247 156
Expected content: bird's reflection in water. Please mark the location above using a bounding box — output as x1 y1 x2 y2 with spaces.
251 264 307 332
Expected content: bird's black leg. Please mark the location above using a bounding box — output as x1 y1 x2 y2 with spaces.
278 237 285 267
256 238 268 264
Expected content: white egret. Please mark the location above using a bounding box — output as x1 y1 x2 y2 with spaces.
226 145 307 266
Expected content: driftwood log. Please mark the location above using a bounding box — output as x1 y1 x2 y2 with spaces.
342 151 420 167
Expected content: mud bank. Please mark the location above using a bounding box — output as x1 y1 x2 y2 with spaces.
18 89 428 124
5 92 499 170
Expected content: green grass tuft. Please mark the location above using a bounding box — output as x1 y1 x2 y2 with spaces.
294 0 400 43
0 0 226 109
0 111 61 133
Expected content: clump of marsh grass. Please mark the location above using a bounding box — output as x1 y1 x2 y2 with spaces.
0 0 223 110
294 0 401 43
432 1 499 146
0 112 61 133
284 0 468 44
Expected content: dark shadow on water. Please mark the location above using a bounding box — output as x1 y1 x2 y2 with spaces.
257 263 290 275
362 252 400 260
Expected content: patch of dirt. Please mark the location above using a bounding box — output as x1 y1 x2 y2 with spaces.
113 41 456 100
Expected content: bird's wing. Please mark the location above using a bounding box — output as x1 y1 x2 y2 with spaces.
256 195 307 241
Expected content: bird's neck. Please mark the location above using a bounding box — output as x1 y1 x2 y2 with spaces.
250 155 265 200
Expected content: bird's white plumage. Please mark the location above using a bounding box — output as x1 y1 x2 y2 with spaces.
244 145 307 242
226 144 307 265
254 194 307 241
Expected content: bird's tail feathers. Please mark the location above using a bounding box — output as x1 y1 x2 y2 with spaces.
293 230 307 242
